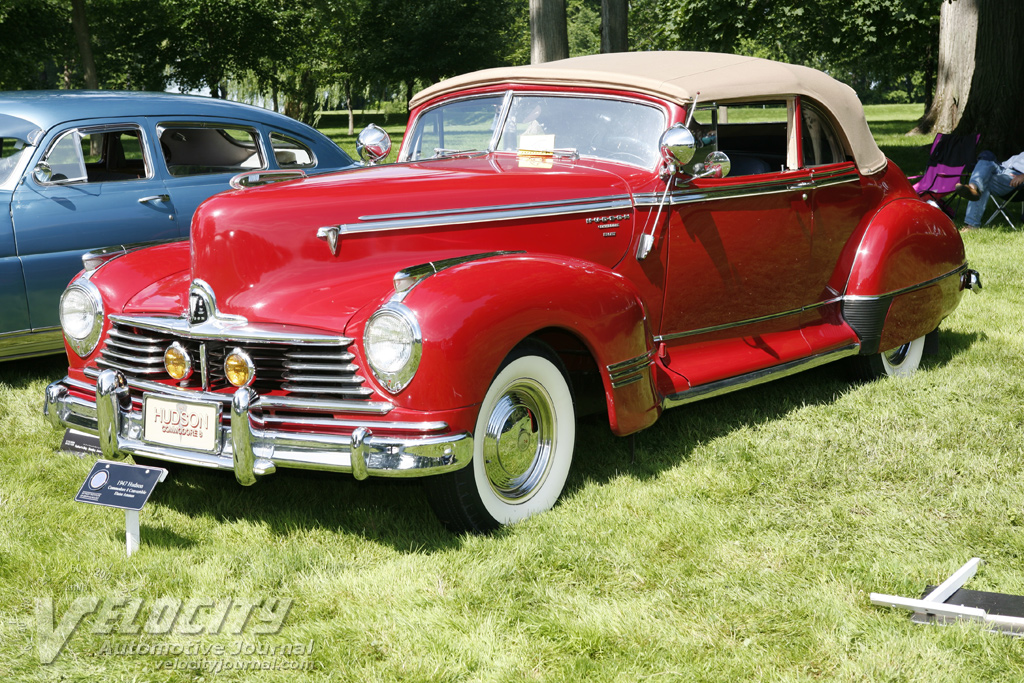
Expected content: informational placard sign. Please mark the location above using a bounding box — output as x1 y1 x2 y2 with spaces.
61 428 102 456
75 460 168 556
76 460 167 511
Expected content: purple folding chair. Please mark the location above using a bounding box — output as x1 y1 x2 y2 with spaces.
910 133 980 218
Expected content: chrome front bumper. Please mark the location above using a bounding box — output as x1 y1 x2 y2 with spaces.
44 369 473 485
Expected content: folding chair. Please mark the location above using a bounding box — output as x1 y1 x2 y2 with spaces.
910 133 980 218
983 186 1023 229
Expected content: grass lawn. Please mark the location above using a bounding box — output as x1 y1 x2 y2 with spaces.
3 103 1023 682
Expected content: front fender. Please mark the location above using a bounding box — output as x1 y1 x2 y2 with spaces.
843 198 967 354
349 253 660 436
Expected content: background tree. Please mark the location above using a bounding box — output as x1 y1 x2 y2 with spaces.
915 0 1024 157
530 0 569 63
600 0 627 53
70 0 98 89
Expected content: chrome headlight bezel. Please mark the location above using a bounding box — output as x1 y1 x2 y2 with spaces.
59 279 104 357
364 303 422 394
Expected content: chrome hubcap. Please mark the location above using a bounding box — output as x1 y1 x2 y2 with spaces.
885 342 911 368
483 379 555 503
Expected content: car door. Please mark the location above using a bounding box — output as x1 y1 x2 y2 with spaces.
658 99 824 387
152 119 269 234
11 122 178 331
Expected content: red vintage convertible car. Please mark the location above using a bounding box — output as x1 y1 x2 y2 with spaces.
45 52 978 533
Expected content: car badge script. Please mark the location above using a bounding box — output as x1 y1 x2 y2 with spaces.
189 293 209 324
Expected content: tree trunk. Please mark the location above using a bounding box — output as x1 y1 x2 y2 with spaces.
530 0 569 64
600 0 628 53
70 0 98 89
951 0 1024 156
346 80 355 136
914 0 1024 156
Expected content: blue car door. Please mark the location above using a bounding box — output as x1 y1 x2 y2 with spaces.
152 119 269 234
11 122 179 331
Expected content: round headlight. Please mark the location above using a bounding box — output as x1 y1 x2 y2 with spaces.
225 348 256 387
59 280 104 357
364 304 422 393
164 342 193 381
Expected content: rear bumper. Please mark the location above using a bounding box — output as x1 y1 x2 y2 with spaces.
44 369 473 485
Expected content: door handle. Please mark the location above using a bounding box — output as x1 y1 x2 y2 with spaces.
138 194 170 204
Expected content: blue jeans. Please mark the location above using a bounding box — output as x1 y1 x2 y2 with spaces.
965 158 1017 226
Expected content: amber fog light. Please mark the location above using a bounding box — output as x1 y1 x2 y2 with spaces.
225 348 256 387
163 342 193 380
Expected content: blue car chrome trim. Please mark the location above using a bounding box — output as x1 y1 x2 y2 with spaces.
663 344 861 410
0 327 63 361
44 370 471 482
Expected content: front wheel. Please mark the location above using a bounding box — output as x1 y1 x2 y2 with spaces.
424 347 575 534
851 333 928 380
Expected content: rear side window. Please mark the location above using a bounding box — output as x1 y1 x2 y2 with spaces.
270 132 315 168
159 125 264 177
801 103 846 167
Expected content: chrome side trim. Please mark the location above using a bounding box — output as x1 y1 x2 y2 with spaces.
844 263 970 301
607 351 655 389
392 250 524 297
109 314 352 346
655 297 843 343
633 167 859 208
0 327 63 360
83 366 394 414
663 343 860 410
334 195 635 235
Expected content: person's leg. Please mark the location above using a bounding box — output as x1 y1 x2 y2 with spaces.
963 159 1000 226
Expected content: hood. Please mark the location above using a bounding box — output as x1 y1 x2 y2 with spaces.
191 154 637 329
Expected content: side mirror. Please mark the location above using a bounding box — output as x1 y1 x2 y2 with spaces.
659 124 696 168
692 151 732 179
356 124 392 165
33 161 52 184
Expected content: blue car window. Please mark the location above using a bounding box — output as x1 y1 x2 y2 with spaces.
270 132 316 169
42 130 88 183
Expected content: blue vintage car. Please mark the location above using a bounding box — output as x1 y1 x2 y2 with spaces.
0 91 356 361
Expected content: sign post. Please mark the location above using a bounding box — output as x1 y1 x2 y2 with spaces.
75 460 168 557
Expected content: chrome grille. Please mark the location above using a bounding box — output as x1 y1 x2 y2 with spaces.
98 322 371 398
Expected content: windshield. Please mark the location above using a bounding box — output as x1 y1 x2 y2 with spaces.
405 93 666 168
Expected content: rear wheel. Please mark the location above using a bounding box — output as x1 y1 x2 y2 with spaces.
425 345 575 534
851 333 927 380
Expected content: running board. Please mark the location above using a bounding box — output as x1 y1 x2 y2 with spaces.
662 343 861 410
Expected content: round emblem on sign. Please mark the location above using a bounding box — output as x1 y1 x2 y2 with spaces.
88 469 110 490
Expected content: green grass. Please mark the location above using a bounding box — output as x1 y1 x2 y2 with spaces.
4 106 1023 681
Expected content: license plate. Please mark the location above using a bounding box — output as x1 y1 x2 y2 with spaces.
142 395 220 453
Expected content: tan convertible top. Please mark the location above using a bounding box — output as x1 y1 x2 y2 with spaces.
411 51 886 176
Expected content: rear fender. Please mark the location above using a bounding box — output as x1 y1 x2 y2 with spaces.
349 253 660 436
842 198 967 354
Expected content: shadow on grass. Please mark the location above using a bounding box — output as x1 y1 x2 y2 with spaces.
0 354 67 389
57 331 986 553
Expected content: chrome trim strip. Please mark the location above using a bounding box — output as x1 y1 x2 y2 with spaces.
83 366 393 414
0 327 63 360
655 297 843 343
663 343 860 410
393 250 524 297
337 196 634 235
844 263 969 301
633 168 859 208
362 195 632 222
109 314 353 346
261 415 448 433
607 350 655 389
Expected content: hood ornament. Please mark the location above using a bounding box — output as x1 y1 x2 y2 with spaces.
187 280 247 326
317 225 344 256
